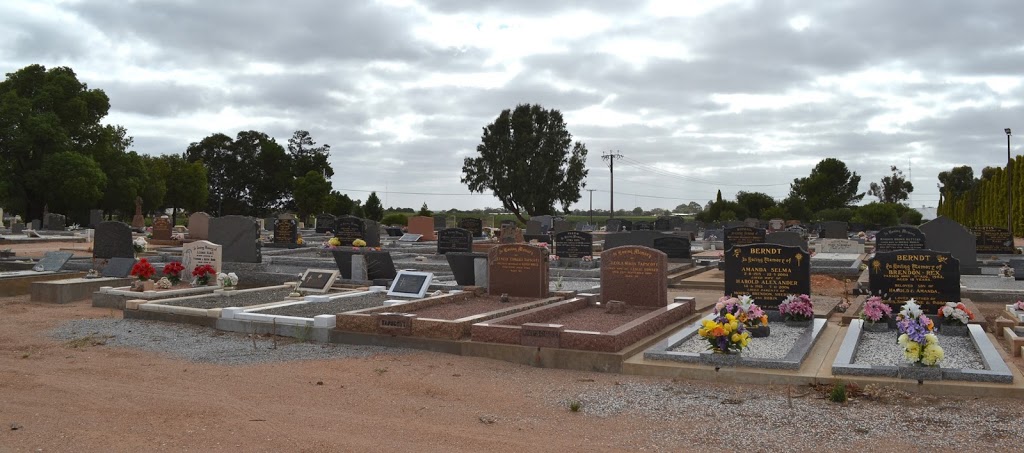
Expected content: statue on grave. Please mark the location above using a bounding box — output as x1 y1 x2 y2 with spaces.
131 196 146 230
135 196 143 216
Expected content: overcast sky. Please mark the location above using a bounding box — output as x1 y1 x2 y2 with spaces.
3 0 1023 213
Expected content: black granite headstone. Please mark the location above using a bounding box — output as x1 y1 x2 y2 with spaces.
652 236 691 260
723 226 766 252
93 221 134 259
920 216 977 274
765 231 807 250
874 226 926 253
333 216 365 246
603 231 665 250
209 215 262 263
633 221 654 231
819 221 848 239
314 213 336 234
446 252 486 285
971 226 1014 254
273 218 298 245
619 220 633 231
868 249 960 313
459 218 484 237
724 243 810 309
331 249 397 280
605 219 622 233
362 219 381 247
554 231 593 258
88 209 103 229
437 228 473 254
654 217 672 231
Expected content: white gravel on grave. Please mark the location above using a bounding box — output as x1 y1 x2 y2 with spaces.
51 318 408 365
669 324 807 360
852 331 985 369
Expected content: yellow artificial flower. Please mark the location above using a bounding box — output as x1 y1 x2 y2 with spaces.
328 237 341 246
922 344 944 366
731 333 741 343
924 333 938 345
725 313 736 322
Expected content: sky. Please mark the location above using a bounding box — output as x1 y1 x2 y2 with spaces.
2 0 1023 213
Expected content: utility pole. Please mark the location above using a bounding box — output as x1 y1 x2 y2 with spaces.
1007 128 1013 240
602 151 623 218
587 189 596 225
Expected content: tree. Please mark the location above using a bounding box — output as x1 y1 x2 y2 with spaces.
788 158 864 212
735 191 776 219
418 203 432 217
869 166 914 204
632 207 643 215
780 195 810 222
293 171 332 223
937 165 975 198
363 192 383 221
852 202 899 227
461 104 588 224
672 201 703 214
287 130 333 178
716 190 723 203
99 151 147 218
33 152 107 222
184 133 236 215
185 131 291 216
0 64 116 219
328 191 355 216
162 155 208 224
139 155 168 215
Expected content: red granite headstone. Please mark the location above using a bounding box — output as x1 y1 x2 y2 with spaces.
152 216 173 241
600 246 667 307
488 244 548 297
407 216 437 241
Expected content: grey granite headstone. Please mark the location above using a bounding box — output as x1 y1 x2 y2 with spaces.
93 221 134 259
474 257 488 288
766 231 808 250
920 216 978 274
364 250 397 280
101 257 137 278
434 216 447 230
552 220 574 235
530 215 553 232
819 221 848 239
209 215 262 263
12 222 25 234
36 251 73 271
525 220 543 235
362 219 381 247
314 213 335 234
89 209 104 229
351 255 369 281
652 236 691 260
605 219 622 232
31 219 41 230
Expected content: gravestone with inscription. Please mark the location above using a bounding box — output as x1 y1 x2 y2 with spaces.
387 271 433 298
868 249 960 313
437 228 473 254
181 240 223 274
151 216 173 241
874 225 926 253
724 244 810 309
724 226 766 252
744 218 759 228
652 236 691 260
816 238 862 255
971 226 1014 254
601 246 667 307
488 244 548 297
819 221 848 239
274 214 299 245
187 212 211 240
552 220 574 235
362 219 381 247
209 215 261 263
298 269 339 293
446 252 486 286
44 213 65 231
332 216 365 246
499 224 523 244
530 215 553 232
407 216 437 241
633 221 654 231
920 216 978 274
554 231 593 258
331 249 396 280
459 218 484 237
314 213 335 234
765 231 807 250
93 221 134 259
769 219 785 231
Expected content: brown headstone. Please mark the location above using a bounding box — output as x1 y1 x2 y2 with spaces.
188 212 211 240
151 216 172 240
500 224 523 244
488 244 548 298
600 245 667 307
407 216 437 241
131 196 145 229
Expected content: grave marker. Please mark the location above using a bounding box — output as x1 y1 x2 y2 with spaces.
816 238 862 255
600 246 667 307
445 252 486 286
399 233 422 242
971 226 1014 254
273 214 298 245
819 221 848 239
407 216 437 241
488 244 548 297
362 219 381 247
93 221 134 259
652 236 691 260
437 228 473 254
89 209 103 229
297 269 339 293
765 231 807 250
208 215 260 263
920 216 978 274
654 217 672 231
35 251 73 272
874 225 926 253
724 226 766 252
868 249 960 313
633 221 654 231
332 216 365 246
605 219 622 233
724 244 810 309
188 212 211 240
151 216 172 240
525 220 543 235
387 270 433 298
181 240 223 274
459 217 483 237
100 257 137 278
554 231 593 258
314 213 336 234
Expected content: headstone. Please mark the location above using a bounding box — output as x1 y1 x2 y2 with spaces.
89 209 103 229
208 215 261 263
273 215 298 245
151 216 173 241
554 231 593 258
298 269 339 293
446 252 486 286
330 249 395 280
724 244 810 309
723 226 766 252
971 226 1015 255
765 231 807 250
633 221 654 231
362 219 381 247
530 215 553 232
364 250 397 279
619 219 633 231
407 216 437 241
131 196 145 230
41 213 64 230
188 212 211 239
30 219 41 230
101 257 137 278
743 218 759 228
1011 259 1024 281
35 251 73 272
769 218 785 231
603 230 666 250
93 221 134 259
552 219 574 235
12 222 25 234
654 217 672 231
263 217 275 231
920 216 978 274
181 240 223 274
868 249 960 313
332 216 365 246
525 220 543 235
652 236 691 260
314 213 336 234
600 246 668 307
703 229 723 241
724 220 743 228
433 216 447 230
437 228 473 254
874 225 926 253
387 271 433 298
488 244 548 297
849 223 866 233
819 221 848 239
459 217 483 237
816 239 862 255
385 227 403 237
500 224 523 244
605 219 622 233
671 218 688 231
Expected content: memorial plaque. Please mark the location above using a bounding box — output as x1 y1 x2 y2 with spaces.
459 217 483 237
868 250 960 312
554 231 593 259
816 239 862 255
437 228 473 254
972 226 1014 254
151 216 172 241
298 269 339 293
399 233 422 242
182 240 223 274
387 270 433 298
274 217 298 244
652 236 691 260
35 251 73 272
600 246 667 307
874 226 926 253
100 257 137 278
333 216 365 246
488 244 548 297
724 226 766 252
724 244 810 309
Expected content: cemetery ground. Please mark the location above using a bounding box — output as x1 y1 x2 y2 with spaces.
3 288 1024 451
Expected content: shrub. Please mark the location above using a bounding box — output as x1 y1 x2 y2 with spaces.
381 213 409 226
830 382 847 403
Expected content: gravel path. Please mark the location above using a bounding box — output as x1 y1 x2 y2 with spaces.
853 331 985 369
50 318 407 365
670 323 809 360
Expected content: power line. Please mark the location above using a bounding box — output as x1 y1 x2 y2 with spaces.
614 156 791 187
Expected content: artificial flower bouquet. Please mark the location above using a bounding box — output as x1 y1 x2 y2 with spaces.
155 277 173 289
162 261 185 284
698 310 751 354
860 296 893 331
217 272 239 288
192 264 217 286
130 258 155 281
938 302 974 326
896 299 944 366
779 294 814 323
132 236 148 254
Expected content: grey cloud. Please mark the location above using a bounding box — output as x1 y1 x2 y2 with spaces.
103 80 218 117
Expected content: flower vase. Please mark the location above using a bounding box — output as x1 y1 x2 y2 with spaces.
897 362 943 381
940 323 969 337
862 321 890 332
747 325 771 338
784 318 812 328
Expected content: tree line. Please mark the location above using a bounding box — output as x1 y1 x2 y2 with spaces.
937 161 1024 231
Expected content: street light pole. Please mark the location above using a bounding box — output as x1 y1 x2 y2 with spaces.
1007 128 1013 240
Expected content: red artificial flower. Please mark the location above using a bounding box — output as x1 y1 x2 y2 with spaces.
130 258 156 281
163 261 184 277
192 264 216 277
